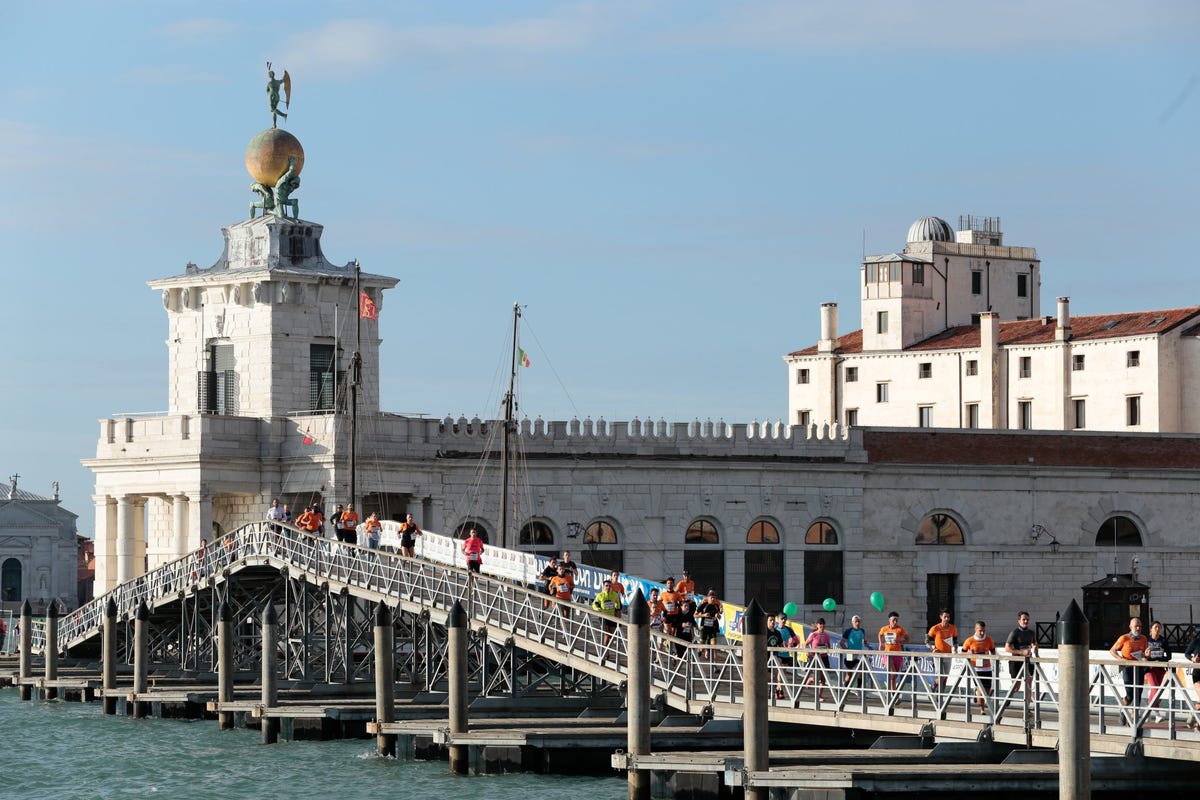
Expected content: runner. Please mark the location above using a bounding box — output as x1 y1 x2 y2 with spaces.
461 528 484 574
960 620 997 713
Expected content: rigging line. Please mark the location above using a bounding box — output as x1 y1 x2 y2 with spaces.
520 315 584 422
448 418 503 536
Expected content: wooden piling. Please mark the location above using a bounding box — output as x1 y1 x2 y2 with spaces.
1058 599 1090 800
44 600 59 700
742 599 769 800
102 598 118 715
133 601 149 718
217 600 234 730
626 588 651 800
447 600 469 774
261 602 279 744
18 600 32 701
374 602 396 757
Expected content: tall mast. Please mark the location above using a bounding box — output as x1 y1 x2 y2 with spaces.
499 302 521 550
349 261 362 515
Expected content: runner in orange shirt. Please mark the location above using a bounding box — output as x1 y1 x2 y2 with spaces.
1109 617 1148 710
960 620 997 713
926 609 958 693
659 577 681 638
548 565 575 617
675 570 696 598
878 612 910 691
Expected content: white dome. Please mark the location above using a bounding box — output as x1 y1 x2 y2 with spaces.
906 216 954 243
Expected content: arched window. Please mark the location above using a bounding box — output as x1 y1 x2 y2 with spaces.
584 521 618 544
519 521 555 546
805 521 838 545
804 520 843 605
454 519 490 544
1095 515 1142 547
685 519 719 544
746 520 780 544
1 558 20 602
916 513 965 545
582 520 622 572
685 518 724 599
744 519 782 610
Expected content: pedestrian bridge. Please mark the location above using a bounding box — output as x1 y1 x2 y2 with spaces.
30 521 1200 762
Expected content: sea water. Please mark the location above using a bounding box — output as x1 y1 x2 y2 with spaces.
0 690 627 800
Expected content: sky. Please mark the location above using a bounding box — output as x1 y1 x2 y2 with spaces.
2 1 1198 535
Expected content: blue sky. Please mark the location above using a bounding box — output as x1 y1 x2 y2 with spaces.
2 2 1198 533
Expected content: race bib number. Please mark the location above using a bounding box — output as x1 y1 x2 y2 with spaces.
664 602 676 612
603 601 616 610
884 633 897 645
467 553 480 562
1149 645 1164 658
702 618 716 628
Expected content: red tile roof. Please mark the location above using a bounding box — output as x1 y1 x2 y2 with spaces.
788 307 1200 357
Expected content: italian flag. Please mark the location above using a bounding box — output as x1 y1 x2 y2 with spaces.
518 348 531 368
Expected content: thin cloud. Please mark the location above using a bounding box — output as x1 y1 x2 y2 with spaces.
280 3 622 76
667 0 1200 53
160 18 242 40
126 64 227 85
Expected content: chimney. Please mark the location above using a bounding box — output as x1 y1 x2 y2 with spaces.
1055 296 1071 342
818 303 839 353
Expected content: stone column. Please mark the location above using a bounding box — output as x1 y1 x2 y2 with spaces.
743 599 769 800
115 496 134 586
188 494 213 551
217 600 234 730
626 589 651 800
374 602 397 757
1058 599 1090 800
173 495 189 559
261 602 279 744
447 601 469 774
102 598 118 715
132 497 147 577
18 600 32 701
133 601 149 718
93 496 114 594
44 600 59 700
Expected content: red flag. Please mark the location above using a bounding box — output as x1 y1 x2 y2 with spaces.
302 426 314 445
359 290 378 320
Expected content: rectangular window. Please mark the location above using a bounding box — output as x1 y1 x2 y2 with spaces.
971 271 982 295
912 264 924 285
970 313 981 326
965 359 978 376
797 368 810 384
1127 395 1141 426
310 343 336 411
845 408 858 427
798 410 811 427
845 366 858 382
1072 354 1085 371
1127 350 1140 367
1072 398 1086 429
966 403 980 429
1017 273 1028 297
876 382 889 403
877 310 889 334
1018 400 1033 430
1019 356 1032 378
804 551 844 606
918 406 933 427
918 362 932 379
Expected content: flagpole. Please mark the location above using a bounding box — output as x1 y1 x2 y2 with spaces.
499 302 520 551
350 262 361 518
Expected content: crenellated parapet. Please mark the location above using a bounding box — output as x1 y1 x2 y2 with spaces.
431 413 860 460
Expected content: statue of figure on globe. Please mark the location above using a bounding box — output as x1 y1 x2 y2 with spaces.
266 62 291 128
273 157 300 219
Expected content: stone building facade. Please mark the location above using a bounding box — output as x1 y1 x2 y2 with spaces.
0 476 80 612
786 216 1200 433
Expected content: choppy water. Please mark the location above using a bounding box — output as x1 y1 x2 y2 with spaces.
0 690 626 800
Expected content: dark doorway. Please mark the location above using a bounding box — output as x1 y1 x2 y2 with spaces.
684 550 725 601
926 573 957 630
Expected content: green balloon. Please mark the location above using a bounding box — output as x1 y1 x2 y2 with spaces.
822 597 837 612
782 602 799 617
869 591 885 612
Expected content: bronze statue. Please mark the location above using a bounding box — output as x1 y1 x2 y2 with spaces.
273 157 300 219
266 62 291 128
